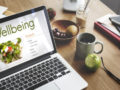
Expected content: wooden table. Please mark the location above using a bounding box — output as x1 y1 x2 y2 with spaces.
0 0 120 90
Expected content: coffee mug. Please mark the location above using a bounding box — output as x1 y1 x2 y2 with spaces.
75 33 103 60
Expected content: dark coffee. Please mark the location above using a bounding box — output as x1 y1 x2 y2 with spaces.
79 34 95 44
80 38 92 43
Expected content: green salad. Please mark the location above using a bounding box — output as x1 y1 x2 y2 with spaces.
0 38 22 63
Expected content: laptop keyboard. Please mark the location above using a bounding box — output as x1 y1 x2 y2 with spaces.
0 57 70 90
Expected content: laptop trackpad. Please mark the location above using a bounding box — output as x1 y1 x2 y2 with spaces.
35 83 60 90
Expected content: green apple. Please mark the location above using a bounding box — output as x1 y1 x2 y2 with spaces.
85 54 101 71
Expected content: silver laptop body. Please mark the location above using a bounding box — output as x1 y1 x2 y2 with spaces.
0 6 88 90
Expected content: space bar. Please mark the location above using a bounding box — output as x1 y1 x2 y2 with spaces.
27 80 48 90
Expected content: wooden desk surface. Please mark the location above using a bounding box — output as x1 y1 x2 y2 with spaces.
0 0 120 89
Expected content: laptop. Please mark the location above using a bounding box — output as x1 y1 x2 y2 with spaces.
0 6 88 90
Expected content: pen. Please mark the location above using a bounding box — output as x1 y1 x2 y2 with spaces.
109 17 120 33
111 22 120 33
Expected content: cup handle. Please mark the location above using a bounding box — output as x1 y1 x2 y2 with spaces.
94 41 103 54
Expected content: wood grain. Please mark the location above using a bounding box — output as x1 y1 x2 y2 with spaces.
0 0 120 90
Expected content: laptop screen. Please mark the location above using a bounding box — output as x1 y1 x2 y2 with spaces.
0 6 55 72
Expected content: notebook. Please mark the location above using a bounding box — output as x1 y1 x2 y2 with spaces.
94 14 120 47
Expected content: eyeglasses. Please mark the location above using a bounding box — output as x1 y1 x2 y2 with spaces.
101 57 120 84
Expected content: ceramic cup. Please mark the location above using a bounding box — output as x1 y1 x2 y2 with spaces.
75 33 103 60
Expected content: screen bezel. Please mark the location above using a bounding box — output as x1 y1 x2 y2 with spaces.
0 6 57 78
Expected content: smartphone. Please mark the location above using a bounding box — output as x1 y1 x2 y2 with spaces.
109 15 120 26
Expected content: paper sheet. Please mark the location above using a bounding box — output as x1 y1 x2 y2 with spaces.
97 14 120 37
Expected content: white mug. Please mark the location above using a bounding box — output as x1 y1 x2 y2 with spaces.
75 33 103 60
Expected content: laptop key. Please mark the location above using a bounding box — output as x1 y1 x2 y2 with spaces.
33 68 37 71
46 63 49 66
1 81 6 85
58 64 64 68
33 72 38 75
23 84 28 89
6 79 11 83
37 78 41 82
37 66 41 69
25 76 29 79
53 75 58 79
41 64 45 68
16 75 20 79
11 82 16 86
27 80 48 90
41 77 46 80
58 67 67 72
19 82 24 86
28 82 33 86
54 71 58 74
36 74 41 78
53 59 58 62
54 63 58 66
19 87 24 90
29 74 33 77
20 78 25 82
50 73 54 76
0 86 6 90
16 80 20 83
9 87 14 90
28 78 32 82
6 84 11 88
29 69 33 73
45 71 49 74
66 70 70 74
56 72 62 77
33 76 37 80
15 84 19 88
42 68 46 72
32 80 37 84
25 72 29 75
64 69 70 73
61 71 66 75
11 77 16 81
53 67 57 70
50 65 54 68
48 77 54 81
41 72 45 76
21 73 25 77
45 75 50 78
23 80 28 84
